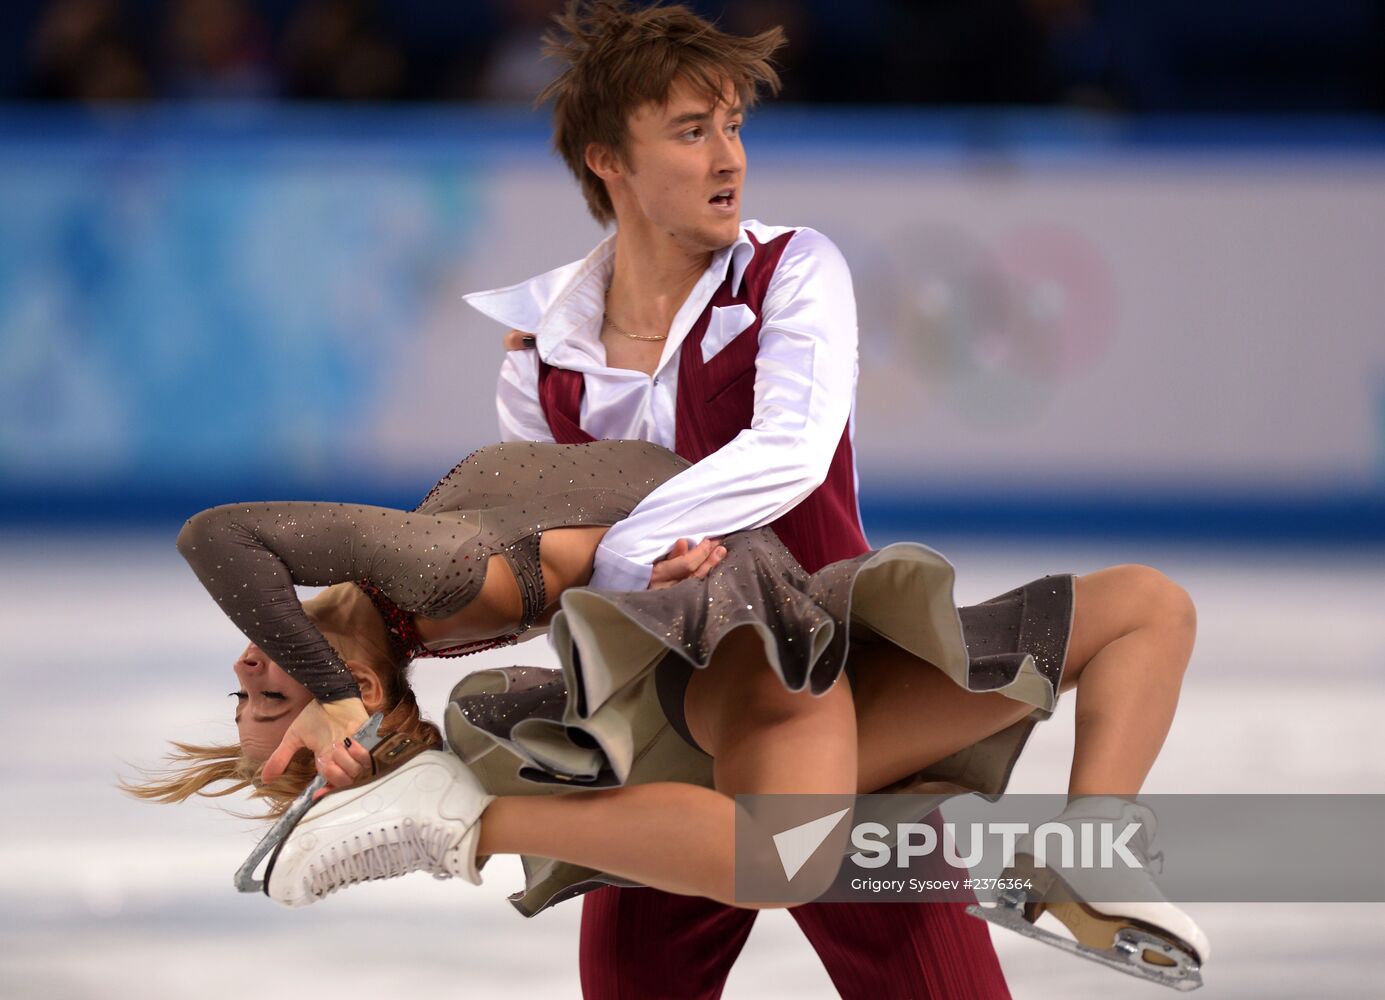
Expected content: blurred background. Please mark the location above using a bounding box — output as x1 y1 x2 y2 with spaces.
1 2 1382 999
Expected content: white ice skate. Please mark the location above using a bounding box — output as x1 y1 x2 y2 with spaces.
968 797 1209 992
262 749 496 908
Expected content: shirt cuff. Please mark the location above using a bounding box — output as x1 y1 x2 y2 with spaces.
590 546 654 593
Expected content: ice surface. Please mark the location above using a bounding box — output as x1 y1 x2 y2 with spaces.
1 531 1380 999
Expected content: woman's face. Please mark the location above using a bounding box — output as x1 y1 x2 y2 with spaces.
231 643 316 765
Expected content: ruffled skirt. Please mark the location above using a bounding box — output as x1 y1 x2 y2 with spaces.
444 528 1074 916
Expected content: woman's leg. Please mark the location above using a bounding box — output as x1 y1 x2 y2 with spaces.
851 646 1034 793
479 782 741 902
845 565 1208 970
477 626 859 907
684 626 858 797
480 563 1195 903
1063 565 1195 795
852 564 1196 796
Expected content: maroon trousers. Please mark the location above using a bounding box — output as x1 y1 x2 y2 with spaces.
579 888 1010 999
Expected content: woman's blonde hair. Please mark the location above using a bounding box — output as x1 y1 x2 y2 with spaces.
121 583 443 818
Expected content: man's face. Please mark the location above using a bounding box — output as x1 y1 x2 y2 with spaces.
618 78 746 252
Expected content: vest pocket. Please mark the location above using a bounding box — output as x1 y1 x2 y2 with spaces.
705 364 756 405
701 304 758 363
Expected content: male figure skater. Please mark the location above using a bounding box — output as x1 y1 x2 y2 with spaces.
464 3 1010 997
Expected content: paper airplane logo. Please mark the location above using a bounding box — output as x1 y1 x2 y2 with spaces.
772 808 851 881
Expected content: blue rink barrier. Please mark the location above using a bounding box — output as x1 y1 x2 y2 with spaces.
2 107 1383 539
1 479 1381 546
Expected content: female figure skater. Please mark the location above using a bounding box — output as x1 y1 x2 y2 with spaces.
134 436 1208 988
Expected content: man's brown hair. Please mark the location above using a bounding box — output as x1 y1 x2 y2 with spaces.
537 1 786 226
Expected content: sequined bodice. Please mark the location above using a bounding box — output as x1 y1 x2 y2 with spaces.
177 441 689 702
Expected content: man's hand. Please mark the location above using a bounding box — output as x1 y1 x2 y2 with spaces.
649 537 728 590
262 697 374 797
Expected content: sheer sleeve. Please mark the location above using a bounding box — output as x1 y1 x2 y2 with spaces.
414 440 689 516
177 441 688 702
177 502 480 702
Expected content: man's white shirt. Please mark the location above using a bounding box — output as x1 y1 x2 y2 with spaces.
464 220 860 592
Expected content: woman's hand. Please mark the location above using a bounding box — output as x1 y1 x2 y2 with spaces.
261 697 375 797
649 537 728 590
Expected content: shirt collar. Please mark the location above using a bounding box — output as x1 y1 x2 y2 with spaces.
722 227 756 296
463 225 758 367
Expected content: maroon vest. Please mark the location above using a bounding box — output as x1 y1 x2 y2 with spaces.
537 231 868 574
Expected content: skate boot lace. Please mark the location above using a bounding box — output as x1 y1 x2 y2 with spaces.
304 817 457 900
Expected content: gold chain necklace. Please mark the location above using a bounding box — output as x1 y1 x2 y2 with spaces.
604 312 668 342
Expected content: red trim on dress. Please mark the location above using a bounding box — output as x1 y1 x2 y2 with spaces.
353 578 525 660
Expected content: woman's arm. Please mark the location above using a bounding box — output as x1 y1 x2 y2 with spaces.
177 501 479 702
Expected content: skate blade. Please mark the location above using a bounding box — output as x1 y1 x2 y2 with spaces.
967 901 1204 992
233 713 385 894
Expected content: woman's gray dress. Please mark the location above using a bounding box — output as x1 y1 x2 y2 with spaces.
179 439 1073 916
